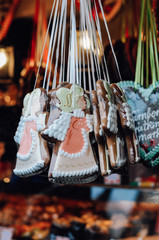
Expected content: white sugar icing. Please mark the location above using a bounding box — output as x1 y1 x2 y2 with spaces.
13 161 44 176
43 109 89 142
52 165 98 178
122 102 135 130
14 117 25 144
36 113 46 132
86 114 93 132
16 129 36 161
107 102 118 134
116 137 126 167
74 109 85 118
43 112 71 141
59 128 89 158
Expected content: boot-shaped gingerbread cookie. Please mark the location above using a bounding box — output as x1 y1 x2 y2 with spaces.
111 83 140 164
42 84 99 184
96 80 127 169
14 88 50 177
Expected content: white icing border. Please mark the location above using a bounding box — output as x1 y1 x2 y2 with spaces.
14 116 37 144
122 102 135 130
36 113 46 132
74 109 85 118
116 137 126 167
16 129 36 161
52 165 98 178
86 114 93 132
59 128 89 158
43 109 89 143
43 112 71 141
107 102 118 134
13 161 44 176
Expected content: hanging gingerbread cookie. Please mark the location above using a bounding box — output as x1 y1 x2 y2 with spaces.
42 84 99 184
118 81 159 168
96 80 127 169
92 90 111 176
111 83 140 165
14 88 50 177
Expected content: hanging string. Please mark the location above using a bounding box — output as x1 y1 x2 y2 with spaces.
80 0 92 96
135 0 145 88
83 0 99 90
59 0 67 83
93 0 110 83
87 0 102 82
46 14 60 92
43 0 60 90
52 0 67 89
98 0 122 82
79 5 86 90
34 0 56 89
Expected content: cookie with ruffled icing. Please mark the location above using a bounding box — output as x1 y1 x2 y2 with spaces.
42 84 99 184
92 90 111 176
96 80 118 135
96 80 126 169
14 88 50 177
111 83 140 164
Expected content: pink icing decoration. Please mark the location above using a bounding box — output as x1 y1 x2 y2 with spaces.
18 121 37 156
61 117 90 154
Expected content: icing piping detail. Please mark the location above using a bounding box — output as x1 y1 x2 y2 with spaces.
52 165 98 178
36 113 46 132
13 161 44 176
43 112 72 141
116 137 126 167
16 129 36 161
59 128 89 158
122 102 135 130
43 109 87 142
86 114 93 132
107 102 118 134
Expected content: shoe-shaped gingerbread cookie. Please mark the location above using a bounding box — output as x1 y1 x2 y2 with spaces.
14 88 50 177
111 83 140 164
92 90 111 176
42 84 99 184
96 80 126 169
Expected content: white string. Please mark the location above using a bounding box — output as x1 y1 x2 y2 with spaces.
66 39 71 83
52 0 67 89
46 14 60 92
98 0 122 81
80 15 86 90
93 0 110 83
70 2 75 84
70 0 76 109
34 0 56 89
59 0 67 83
43 0 60 89
83 0 97 91
80 0 92 95
79 16 82 87
87 0 101 80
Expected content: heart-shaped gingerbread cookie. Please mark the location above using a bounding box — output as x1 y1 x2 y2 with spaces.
119 81 159 167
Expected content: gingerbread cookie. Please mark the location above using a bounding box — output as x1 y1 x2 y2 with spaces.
96 80 126 169
111 83 140 164
92 90 111 176
14 88 50 177
96 80 118 135
42 84 99 184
